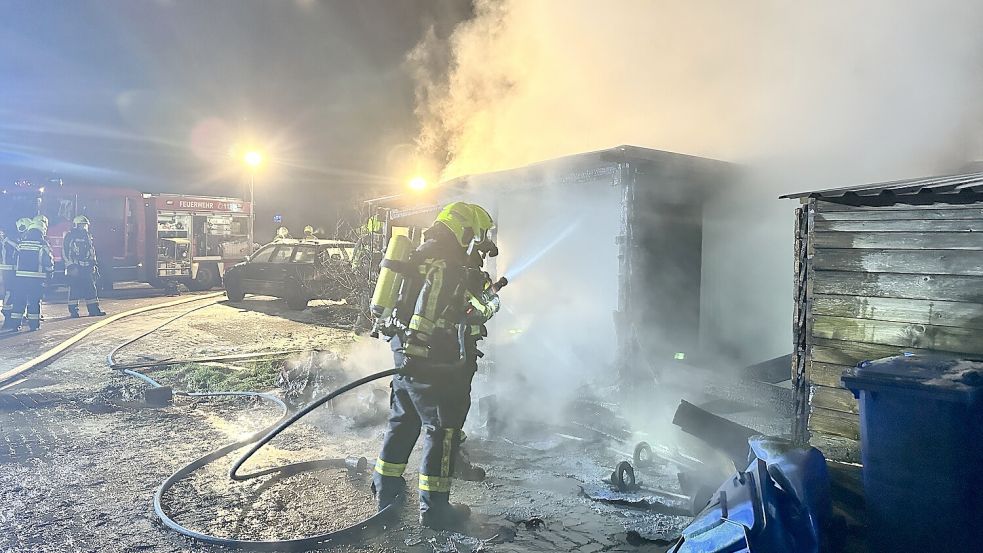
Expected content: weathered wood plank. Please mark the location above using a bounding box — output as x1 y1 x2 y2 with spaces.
812 271 983 303
811 385 859 413
809 407 860 440
812 294 983 330
807 360 852 387
815 219 983 232
817 208 983 221
812 249 983 276
812 315 983 355
817 201 983 213
810 338 929 365
813 232 983 250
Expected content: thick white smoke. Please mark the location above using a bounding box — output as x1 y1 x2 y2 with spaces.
405 1 983 437
413 0 983 181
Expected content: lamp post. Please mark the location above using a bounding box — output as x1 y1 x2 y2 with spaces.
243 151 262 253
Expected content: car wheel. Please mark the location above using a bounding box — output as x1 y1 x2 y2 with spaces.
188 264 219 291
225 279 245 302
287 295 309 310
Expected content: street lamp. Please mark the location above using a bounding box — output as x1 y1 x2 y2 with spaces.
243 151 263 253
408 176 427 191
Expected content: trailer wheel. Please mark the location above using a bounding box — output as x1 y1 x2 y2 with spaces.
188 264 219 291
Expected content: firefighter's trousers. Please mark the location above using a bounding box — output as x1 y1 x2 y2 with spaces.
373 336 474 516
10 278 43 330
68 265 101 315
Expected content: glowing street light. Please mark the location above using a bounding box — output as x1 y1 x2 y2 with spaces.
408 176 427 191
243 151 263 168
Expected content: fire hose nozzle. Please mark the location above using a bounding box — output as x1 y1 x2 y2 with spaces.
492 276 508 292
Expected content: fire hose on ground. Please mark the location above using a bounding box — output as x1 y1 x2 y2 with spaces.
106 300 402 550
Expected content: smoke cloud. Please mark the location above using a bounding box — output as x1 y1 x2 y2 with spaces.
413 0 983 182
404 0 983 439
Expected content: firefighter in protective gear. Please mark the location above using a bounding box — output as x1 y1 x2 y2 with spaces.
64 216 106 318
1 226 17 326
8 221 53 331
303 225 316 239
274 226 290 241
372 202 500 530
16 218 32 236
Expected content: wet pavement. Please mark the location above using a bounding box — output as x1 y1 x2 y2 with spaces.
0 291 772 552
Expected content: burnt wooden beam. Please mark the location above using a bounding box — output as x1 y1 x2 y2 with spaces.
672 399 760 468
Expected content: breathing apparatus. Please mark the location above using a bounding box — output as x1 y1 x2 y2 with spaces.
369 202 503 340
370 234 415 338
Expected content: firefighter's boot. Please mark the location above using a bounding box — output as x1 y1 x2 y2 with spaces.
68 305 80 318
371 474 405 512
420 491 471 530
86 302 106 317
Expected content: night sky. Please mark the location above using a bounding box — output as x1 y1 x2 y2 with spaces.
0 0 471 234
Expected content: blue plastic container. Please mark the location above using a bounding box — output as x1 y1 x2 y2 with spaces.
842 355 983 552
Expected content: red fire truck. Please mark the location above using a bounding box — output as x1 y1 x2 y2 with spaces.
1 181 253 291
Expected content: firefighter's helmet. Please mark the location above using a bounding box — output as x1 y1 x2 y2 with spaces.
73 215 90 227
27 221 46 233
303 225 315 236
33 215 48 227
469 204 498 258
276 226 290 239
16 218 32 233
434 202 478 248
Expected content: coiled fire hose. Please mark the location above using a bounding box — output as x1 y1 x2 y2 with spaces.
107 302 400 550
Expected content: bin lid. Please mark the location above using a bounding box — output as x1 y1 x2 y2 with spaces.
841 354 983 403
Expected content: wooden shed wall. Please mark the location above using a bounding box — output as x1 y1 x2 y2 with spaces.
801 200 983 441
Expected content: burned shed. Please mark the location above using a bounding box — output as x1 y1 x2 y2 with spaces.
378 145 736 400
783 171 983 451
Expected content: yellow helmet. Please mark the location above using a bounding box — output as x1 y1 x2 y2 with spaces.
304 225 314 235
27 221 46 233
73 215 90 226
16 218 32 233
434 202 478 248
433 202 496 254
33 215 48 226
469 203 498 258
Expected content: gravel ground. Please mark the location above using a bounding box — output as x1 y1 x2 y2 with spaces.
0 293 713 553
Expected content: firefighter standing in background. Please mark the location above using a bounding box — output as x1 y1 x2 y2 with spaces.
371 202 501 530
303 225 316 239
63 216 106 318
0 224 18 327
3 219 31 330
10 220 53 331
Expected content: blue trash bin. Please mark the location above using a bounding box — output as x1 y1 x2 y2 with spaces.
842 354 983 552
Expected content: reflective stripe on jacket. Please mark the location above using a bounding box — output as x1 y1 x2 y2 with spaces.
15 239 54 279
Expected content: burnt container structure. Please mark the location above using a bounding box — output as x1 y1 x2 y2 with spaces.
782 170 983 452
378 145 735 399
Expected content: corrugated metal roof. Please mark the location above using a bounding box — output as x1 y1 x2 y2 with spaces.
780 171 983 205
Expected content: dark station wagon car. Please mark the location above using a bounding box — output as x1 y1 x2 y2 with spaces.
223 238 358 310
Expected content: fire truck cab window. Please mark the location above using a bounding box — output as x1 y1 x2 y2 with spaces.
249 245 277 263
293 246 316 263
